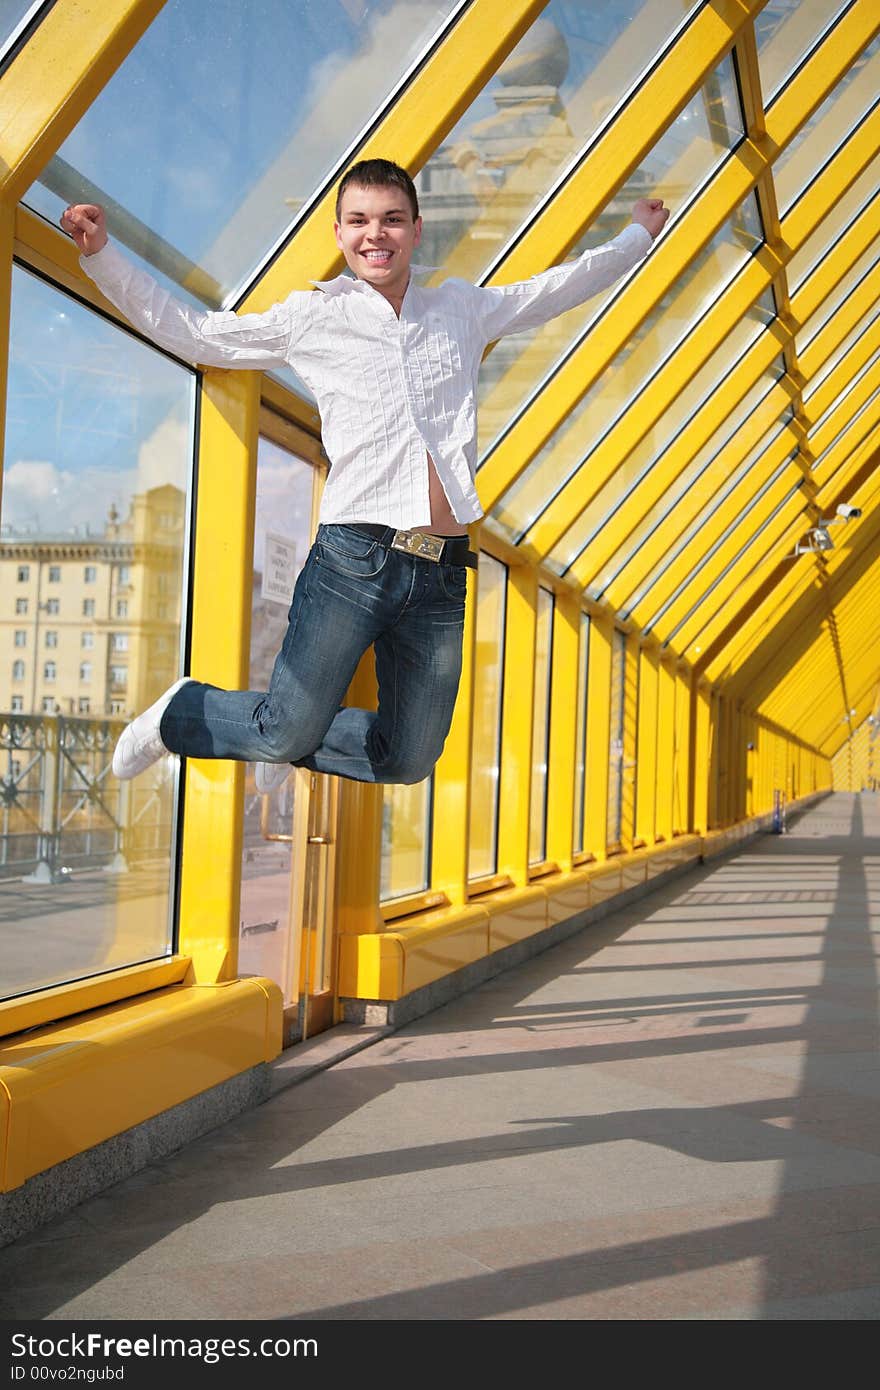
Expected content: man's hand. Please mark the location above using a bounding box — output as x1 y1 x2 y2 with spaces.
632 197 670 240
59 204 108 256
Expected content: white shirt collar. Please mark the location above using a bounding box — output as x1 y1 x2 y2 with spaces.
310 264 439 296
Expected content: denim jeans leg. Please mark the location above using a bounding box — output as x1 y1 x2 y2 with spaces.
301 557 466 784
158 542 378 761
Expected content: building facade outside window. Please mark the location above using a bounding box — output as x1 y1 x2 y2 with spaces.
13 630 26 647
16 598 27 614
84 566 97 583
10 696 23 712
12 660 24 681
48 565 61 582
46 598 59 615
79 662 92 683
83 599 95 617
16 565 29 581
81 632 94 649
43 661 56 681
45 631 58 648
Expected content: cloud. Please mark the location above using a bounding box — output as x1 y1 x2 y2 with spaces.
1 459 133 535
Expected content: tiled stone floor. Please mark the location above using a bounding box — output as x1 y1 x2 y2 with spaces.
2 792 879 1320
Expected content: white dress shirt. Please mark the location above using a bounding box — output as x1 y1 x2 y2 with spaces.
81 223 653 530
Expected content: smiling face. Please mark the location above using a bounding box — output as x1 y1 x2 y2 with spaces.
334 183 423 308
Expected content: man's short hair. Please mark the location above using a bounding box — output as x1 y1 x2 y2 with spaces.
335 158 419 222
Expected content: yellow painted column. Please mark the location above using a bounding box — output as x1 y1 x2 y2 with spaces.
545 590 581 874
673 667 691 835
431 565 478 903
635 644 660 847
620 634 640 852
176 370 260 983
582 613 614 861
334 654 383 935
496 564 538 886
691 681 712 835
655 657 676 842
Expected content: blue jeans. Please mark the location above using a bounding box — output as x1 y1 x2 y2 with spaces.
159 524 467 784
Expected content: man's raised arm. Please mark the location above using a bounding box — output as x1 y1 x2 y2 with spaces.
61 203 308 371
470 197 670 344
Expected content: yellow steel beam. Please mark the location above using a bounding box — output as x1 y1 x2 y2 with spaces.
577 189 880 599
674 399 880 662
690 681 712 834
705 438 880 680
176 370 260 983
0 207 11 516
720 481 880 715
481 0 880 547
241 0 549 312
0 0 167 204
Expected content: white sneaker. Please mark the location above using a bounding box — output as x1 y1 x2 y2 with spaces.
111 677 196 780
254 761 292 794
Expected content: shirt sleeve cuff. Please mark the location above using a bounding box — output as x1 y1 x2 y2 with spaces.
615 222 655 255
78 240 128 284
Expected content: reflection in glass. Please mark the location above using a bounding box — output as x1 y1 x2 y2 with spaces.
490 187 761 549
811 382 880 476
756 0 852 106
786 154 880 296
475 52 744 467
622 401 794 619
381 778 432 901
238 436 316 997
606 629 626 848
416 0 701 282
573 612 590 855
468 552 507 881
529 588 554 866
24 0 464 306
1 266 195 1001
610 364 788 611
772 35 880 215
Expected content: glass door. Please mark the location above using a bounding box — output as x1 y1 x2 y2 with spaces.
238 420 338 1044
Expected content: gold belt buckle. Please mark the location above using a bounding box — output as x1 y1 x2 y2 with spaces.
391 529 445 562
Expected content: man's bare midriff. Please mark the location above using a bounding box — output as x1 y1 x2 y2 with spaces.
418 452 468 536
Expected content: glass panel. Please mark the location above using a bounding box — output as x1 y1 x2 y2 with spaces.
476 53 744 466
0 0 49 66
492 192 763 548
756 0 853 106
772 34 880 215
803 301 880 405
1 265 195 1001
622 404 795 619
606 628 625 848
24 0 465 307
381 778 432 901
599 354 787 606
799 242 880 350
415 0 701 281
642 450 796 634
238 434 316 1001
468 551 507 881
573 611 589 854
546 277 774 577
528 587 553 865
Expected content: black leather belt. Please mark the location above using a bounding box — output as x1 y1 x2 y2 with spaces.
344 523 478 569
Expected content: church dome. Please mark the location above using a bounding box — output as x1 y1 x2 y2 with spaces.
497 17 570 89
